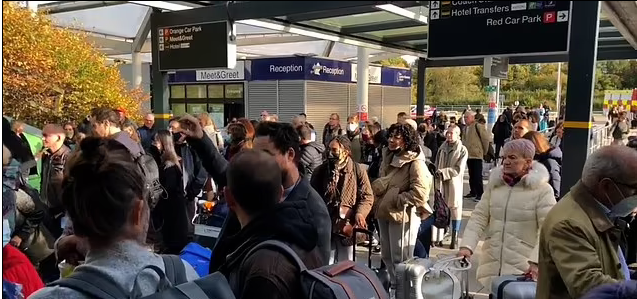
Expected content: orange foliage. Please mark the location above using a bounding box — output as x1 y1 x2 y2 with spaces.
2 2 149 127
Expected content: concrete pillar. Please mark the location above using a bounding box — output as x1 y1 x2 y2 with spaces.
132 52 143 89
356 47 369 124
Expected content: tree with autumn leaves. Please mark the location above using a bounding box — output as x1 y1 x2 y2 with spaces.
2 2 148 127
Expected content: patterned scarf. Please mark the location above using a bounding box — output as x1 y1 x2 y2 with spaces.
502 172 525 187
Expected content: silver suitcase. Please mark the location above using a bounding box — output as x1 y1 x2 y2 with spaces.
395 205 472 299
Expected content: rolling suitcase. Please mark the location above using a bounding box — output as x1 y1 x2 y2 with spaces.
489 275 536 299
352 228 391 292
395 205 472 299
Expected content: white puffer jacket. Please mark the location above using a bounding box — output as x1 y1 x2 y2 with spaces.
460 162 556 291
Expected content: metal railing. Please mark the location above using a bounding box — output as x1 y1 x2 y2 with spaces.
589 124 613 154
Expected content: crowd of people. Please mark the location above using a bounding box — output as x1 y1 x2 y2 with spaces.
2 104 636 299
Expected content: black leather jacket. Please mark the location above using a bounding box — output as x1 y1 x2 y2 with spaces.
40 145 71 218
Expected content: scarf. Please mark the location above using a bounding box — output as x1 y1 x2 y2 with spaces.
324 158 350 204
502 172 525 187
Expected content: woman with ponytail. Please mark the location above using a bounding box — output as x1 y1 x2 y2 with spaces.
30 137 199 299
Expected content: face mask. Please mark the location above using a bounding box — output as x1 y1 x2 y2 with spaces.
606 182 637 218
609 194 637 218
172 132 185 144
3 219 11 247
347 123 358 132
327 152 339 163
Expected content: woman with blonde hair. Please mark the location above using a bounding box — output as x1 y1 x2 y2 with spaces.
197 113 224 151
458 139 556 291
523 131 562 199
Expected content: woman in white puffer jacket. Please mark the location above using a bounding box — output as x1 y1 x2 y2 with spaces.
458 139 556 291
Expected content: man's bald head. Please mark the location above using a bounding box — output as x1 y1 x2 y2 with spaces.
582 146 637 187
513 119 532 139
226 149 283 216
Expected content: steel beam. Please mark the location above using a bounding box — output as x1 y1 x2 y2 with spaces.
283 1 420 22
424 47 637 68
38 1 127 14
341 19 424 34
601 1 637 49
383 33 427 43
322 41 336 57
152 1 386 26
561 1 600 195
132 7 152 52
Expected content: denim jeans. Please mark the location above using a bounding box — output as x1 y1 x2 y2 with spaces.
414 216 435 258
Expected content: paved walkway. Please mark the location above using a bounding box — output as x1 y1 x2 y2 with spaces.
355 174 490 298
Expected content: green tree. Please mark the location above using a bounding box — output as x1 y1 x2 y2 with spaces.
2 2 148 127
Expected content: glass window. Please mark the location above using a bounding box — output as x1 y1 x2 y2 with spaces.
171 103 186 116
186 85 207 98
170 85 185 99
208 85 224 98
208 104 224 129
225 84 244 99
187 103 208 115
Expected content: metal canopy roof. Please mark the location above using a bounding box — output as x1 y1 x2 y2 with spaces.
35 1 637 65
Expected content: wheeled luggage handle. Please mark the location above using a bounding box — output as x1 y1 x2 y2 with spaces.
352 227 375 268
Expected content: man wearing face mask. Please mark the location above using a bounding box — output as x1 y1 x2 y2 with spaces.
536 146 637 299
345 115 363 163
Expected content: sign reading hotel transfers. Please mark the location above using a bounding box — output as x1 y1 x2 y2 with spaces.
427 1 572 59
157 21 236 71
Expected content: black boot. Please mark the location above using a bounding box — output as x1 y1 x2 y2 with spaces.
450 230 458 250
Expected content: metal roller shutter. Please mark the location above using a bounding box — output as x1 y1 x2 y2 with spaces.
306 81 349 144
247 81 278 120
277 80 305 123
381 86 411 128
369 85 382 124
348 84 357 118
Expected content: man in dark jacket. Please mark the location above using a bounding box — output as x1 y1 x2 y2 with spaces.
137 113 156 152
168 118 208 232
40 124 71 238
219 150 323 298
297 124 325 180
175 115 331 273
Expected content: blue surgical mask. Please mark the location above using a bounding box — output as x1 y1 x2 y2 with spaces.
606 181 637 218
609 195 637 218
3 219 11 247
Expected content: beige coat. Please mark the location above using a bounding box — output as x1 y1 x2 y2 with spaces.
435 140 469 221
372 148 433 224
460 162 556 291
462 123 490 160
536 182 626 299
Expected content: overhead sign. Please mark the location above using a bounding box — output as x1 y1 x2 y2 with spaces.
381 67 412 87
351 64 382 84
427 1 572 59
251 57 351 82
157 21 236 71
166 57 413 87
195 61 245 81
483 57 509 79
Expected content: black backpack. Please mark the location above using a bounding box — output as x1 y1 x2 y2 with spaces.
48 255 236 299
134 153 165 210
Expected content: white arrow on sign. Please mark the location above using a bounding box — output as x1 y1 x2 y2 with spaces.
557 10 569 22
431 10 439 20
